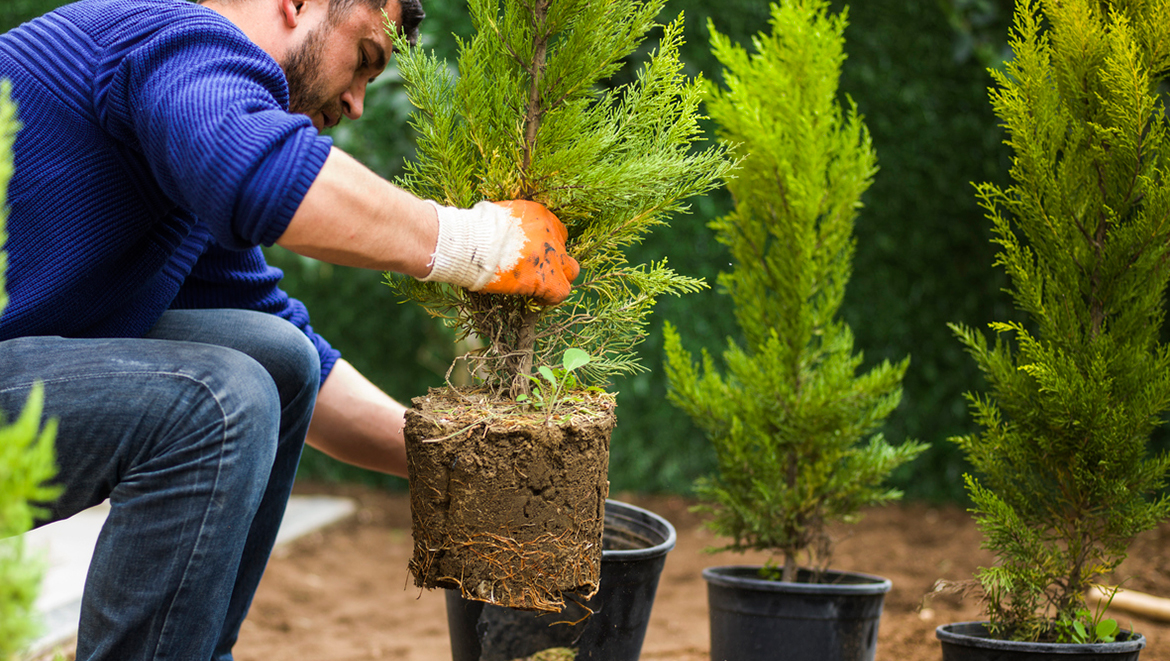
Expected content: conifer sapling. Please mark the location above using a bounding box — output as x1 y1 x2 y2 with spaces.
387 0 732 399
949 0 1170 642
663 0 926 584
382 0 732 613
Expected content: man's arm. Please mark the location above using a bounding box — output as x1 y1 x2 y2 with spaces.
277 146 436 277
277 146 579 305
284 148 580 475
306 357 409 478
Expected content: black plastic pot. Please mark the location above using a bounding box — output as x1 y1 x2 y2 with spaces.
703 565 891 661
936 622 1146 661
445 499 677 661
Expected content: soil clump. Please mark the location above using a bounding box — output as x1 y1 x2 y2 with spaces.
403 387 614 612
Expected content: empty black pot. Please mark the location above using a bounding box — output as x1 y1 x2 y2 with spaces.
704 565 891 661
445 499 677 661
936 622 1146 661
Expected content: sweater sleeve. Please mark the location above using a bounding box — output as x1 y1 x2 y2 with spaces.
94 6 329 249
171 241 342 385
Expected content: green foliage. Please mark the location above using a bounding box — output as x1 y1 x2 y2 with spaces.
0 0 1024 501
951 0 1170 641
0 80 61 661
0 80 11 322
385 0 732 396
3 0 1010 498
0 383 61 660
828 0 1014 502
1061 606 1119 645
662 0 926 580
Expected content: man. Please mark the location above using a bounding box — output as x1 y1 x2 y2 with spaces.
0 0 578 657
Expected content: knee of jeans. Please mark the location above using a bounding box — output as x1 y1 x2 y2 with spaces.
189 349 283 467
279 322 321 394
126 348 283 510
235 312 322 396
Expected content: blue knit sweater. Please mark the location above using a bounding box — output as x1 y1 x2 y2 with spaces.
0 0 341 381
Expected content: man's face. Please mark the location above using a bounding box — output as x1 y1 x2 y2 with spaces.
281 0 401 130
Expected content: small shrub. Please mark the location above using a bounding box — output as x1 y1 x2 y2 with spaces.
664 0 925 581
950 0 1170 641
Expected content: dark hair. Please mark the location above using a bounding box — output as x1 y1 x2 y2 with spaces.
328 0 423 46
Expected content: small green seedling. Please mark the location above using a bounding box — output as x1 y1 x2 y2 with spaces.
516 348 592 421
1063 606 1120 644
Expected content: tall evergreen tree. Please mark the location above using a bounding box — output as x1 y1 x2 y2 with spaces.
950 0 1170 641
386 0 732 398
663 0 924 583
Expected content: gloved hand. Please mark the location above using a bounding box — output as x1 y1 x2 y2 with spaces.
421 199 580 305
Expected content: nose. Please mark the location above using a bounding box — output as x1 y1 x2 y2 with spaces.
340 79 367 121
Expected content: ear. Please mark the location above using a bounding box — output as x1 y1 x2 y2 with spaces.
278 0 305 28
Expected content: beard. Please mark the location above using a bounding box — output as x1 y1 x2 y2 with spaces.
281 23 338 122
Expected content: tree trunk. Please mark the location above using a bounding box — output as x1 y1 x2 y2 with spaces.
783 551 798 583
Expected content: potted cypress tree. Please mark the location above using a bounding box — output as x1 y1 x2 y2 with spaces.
0 80 61 659
662 2 926 660
385 0 729 639
936 0 1170 658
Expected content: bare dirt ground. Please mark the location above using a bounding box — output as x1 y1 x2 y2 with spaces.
231 481 1170 661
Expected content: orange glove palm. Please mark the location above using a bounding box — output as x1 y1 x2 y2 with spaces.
422 199 580 306
480 200 580 305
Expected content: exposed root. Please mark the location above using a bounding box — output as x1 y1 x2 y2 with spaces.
409 525 601 612
548 596 594 626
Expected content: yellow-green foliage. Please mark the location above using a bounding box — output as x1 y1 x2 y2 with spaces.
0 80 60 659
0 79 10 319
950 0 1170 642
663 0 925 581
387 0 732 394
0 385 59 659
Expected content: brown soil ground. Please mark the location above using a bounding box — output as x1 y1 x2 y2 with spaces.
229 481 1170 661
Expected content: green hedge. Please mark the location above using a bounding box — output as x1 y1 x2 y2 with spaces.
0 0 62 28
827 0 1014 500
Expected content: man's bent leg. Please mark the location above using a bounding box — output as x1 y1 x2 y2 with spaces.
144 310 320 659
0 334 283 661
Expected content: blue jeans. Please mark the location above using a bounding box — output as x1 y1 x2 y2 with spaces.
0 309 320 661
